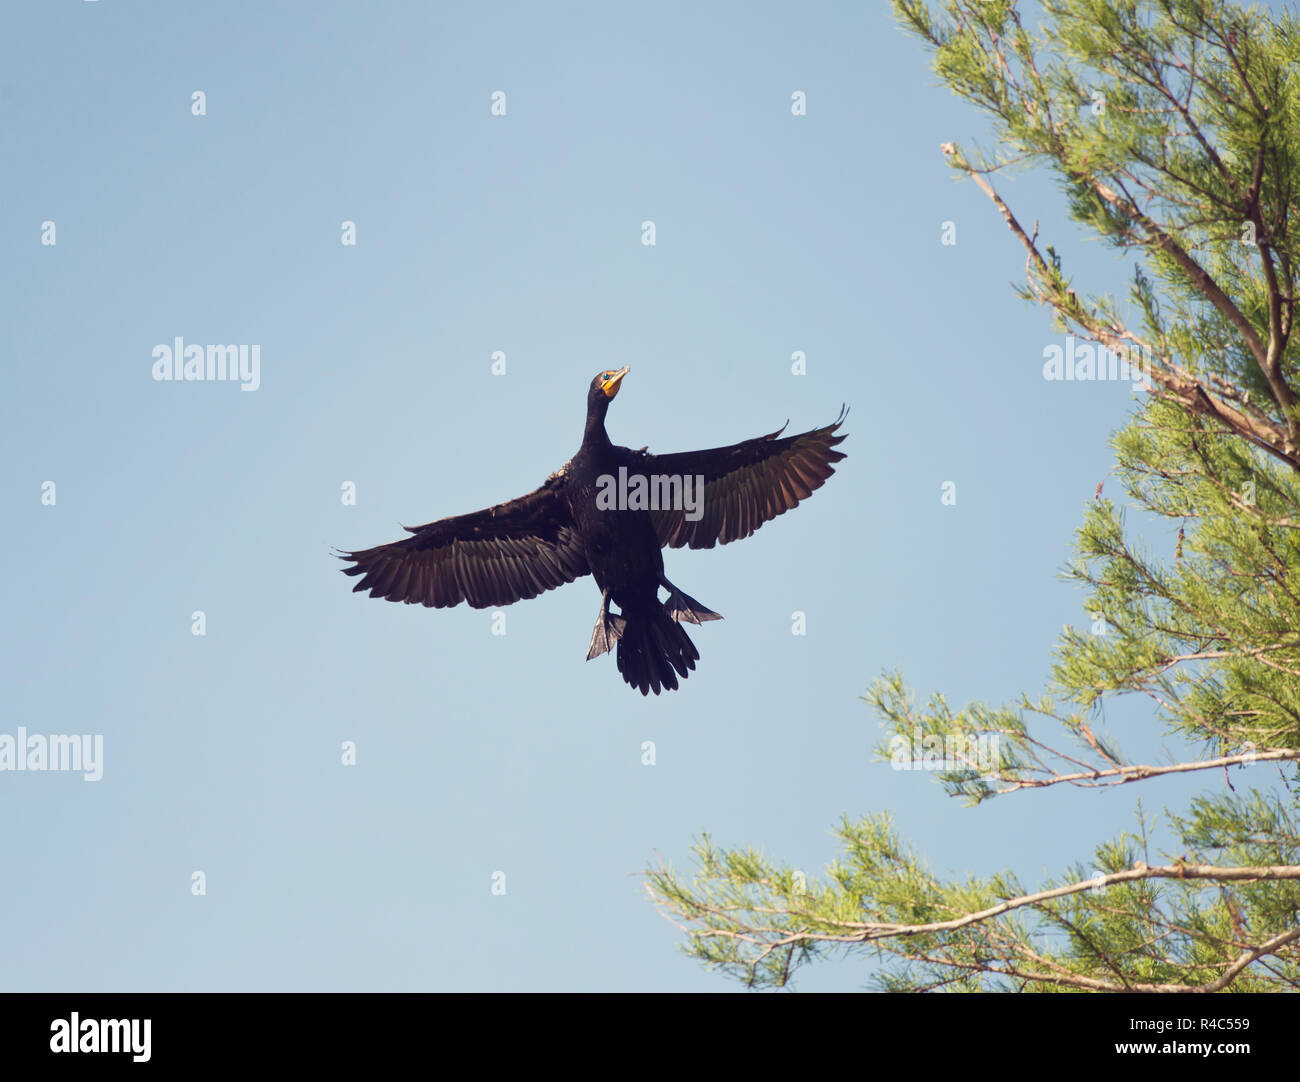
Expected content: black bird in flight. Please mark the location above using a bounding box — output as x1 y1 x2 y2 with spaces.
340 368 847 694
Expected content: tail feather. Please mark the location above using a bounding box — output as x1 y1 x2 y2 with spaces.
615 607 699 695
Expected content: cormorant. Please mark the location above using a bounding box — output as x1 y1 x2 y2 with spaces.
339 368 847 694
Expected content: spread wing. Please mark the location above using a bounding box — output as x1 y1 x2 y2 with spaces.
339 473 590 608
644 406 848 549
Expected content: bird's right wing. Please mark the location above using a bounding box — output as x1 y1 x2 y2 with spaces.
644 406 848 549
339 474 590 608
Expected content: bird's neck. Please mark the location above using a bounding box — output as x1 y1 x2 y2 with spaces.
583 406 612 451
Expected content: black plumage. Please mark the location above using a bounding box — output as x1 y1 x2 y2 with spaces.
340 368 847 694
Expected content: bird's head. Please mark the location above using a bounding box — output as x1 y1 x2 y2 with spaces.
589 366 629 404
584 366 630 438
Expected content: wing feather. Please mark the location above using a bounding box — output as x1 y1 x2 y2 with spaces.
339 475 590 608
646 407 847 550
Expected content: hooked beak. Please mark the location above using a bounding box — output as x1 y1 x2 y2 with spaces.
602 365 630 398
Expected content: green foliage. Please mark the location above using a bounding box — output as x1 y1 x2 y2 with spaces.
646 800 1300 990
646 0 1300 991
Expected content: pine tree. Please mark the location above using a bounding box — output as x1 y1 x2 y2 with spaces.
645 0 1300 991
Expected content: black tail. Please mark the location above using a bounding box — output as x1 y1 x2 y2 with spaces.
616 607 699 695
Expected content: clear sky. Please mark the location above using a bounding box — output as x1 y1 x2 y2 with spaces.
3 0 1287 992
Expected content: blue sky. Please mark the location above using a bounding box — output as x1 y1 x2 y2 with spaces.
2 1 1285 991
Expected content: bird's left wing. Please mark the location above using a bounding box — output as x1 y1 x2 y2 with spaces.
643 406 848 550
339 473 590 608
